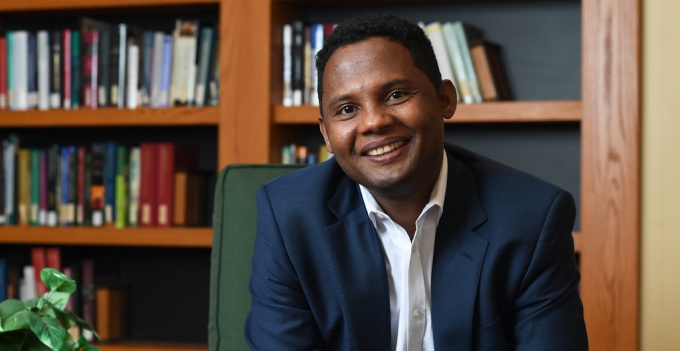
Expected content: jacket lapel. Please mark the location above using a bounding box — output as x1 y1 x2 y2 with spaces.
431 151 489 350
325 174 392 351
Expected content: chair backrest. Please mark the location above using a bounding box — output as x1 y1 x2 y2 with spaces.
208 164 304 351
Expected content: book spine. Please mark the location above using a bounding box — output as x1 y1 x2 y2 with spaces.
140 30 154 107
159 34 173 107
7 32 14 110
114 145 128 229
98 26 111 107
127 146 140 227
60 146 71 226
27 32 37 110
39 149 47 225
126 41 139 109
29 149 41 226
156 143 175 227
309 23 324 107
104 142 117 225
71 30 81 109
194 26 213 107
49 30 62 109
18 149 30 225
30 247 47 296
291 20 304 106
90 143 105 227
77 146 86 225
117 23 127 109
0 37 6 109
150 32 164 108
139 143 157 226
13 31 29 111
62 28 72 109
37 30 50 111
46 144 58 227
82 31 99 109
171 19 199 106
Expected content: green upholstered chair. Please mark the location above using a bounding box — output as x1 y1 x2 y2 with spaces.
208 164 304 351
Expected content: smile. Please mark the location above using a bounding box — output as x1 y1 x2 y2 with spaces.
366 141 404 156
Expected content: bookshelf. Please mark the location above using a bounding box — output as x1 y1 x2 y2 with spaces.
0 0 641 350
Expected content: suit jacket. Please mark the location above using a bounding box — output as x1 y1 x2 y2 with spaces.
245 144 588 350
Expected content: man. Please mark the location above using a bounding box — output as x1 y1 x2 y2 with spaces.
246 13 587 350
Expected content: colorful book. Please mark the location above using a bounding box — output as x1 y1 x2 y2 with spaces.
39 149 47 225
127 146 141 227
12 31 29 111
46 144 59 227
81 17 111 107
49 30 62 109
114 145 128 229
156 143 199 227
470 41 511 101
27 32 37 110
37 30 50 111
150 31 165 108
82 30 99 109
90 143 105 226
425 22 458 99
139 143 158 226
71 30 81 109
194 25 214 107
159 34 173 107
0 37 7 109
29 149 41 226
62 28 72 109
77 146 87 225
291 20 304 106
17 148 30 225
30 247 47 296
104 142 117 225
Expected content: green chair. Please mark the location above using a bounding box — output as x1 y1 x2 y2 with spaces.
208 164 304 351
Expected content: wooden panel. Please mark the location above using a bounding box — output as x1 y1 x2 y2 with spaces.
0 227 212 248
0 107 219 127
218 0 273 168
0 0 218 11
580 0 641 350
272 101 582 124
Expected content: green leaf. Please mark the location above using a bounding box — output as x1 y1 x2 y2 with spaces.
41 268 76 294
43 291 71 311
81 344 101 351
2 309 37 332
28 315 69 351
0 299 27 331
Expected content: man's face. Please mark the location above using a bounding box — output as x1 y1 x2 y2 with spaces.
319 37 457 198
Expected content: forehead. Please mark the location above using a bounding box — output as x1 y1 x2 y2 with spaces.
322 37 421 94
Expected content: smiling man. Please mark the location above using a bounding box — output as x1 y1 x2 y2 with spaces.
245 13 587 351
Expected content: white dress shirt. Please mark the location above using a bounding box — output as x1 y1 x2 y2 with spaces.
360 153 448 351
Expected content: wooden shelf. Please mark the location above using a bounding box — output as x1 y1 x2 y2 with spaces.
0 226 212 248
272 100 581 124
0 107 219 128
0 0 218 12
99 341 206 351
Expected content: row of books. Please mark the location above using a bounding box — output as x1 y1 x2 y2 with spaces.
281 21 335 107
0 248 126 341
280 20 510 107
281 143 333 165
1 134 213 228
423 20 511 103
0 17 219 111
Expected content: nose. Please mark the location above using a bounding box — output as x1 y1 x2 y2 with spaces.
358 104 393 134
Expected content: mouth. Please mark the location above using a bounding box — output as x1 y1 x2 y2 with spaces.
366 141 405 156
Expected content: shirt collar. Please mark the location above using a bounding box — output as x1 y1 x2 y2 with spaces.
360 150 448 225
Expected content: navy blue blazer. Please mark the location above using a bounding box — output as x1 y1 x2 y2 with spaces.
246 144 588 350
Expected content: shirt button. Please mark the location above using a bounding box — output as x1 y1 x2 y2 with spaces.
413 310 423 320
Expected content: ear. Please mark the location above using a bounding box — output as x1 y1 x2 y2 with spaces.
438 79 457 120
318 117 334 154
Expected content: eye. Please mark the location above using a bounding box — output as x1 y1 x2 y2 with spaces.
386 90 412 104
334 104 357 118
389 91 406 100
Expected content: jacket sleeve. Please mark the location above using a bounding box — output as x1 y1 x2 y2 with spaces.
244 185 323 350
513 190 589 350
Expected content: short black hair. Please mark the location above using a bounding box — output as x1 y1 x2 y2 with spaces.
315 13 442 113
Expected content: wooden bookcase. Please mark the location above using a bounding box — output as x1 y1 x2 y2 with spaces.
0 0 641 350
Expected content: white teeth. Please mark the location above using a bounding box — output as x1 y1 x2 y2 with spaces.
367 141 404 156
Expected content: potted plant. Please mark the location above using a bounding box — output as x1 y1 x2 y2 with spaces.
0 268 100 351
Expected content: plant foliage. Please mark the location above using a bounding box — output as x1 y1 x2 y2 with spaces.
0 268 101 351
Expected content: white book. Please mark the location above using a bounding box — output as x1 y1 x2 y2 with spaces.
12 31 29 111
37 31 50 110
282 24 293 107
150 31 165 107
424 22 458 101
127 43 139 109
117 23 128 109
171 19 198 106
20 265 37 301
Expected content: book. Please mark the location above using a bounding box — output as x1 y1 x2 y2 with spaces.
308 23 324 106
150 31 165 107
95 285 127 341
90 143 105 226
18 148 30 225
82 30 99 109
140 30 154 107
0 37 6 109
0 258 7 301
62 28 72 109
114 145 128 229
126 40 139 109
104 142 117 225
444 21 484 104
0 138 5 224
30 247 47 296
194 25 214 107
171 19 199 106
12 31 29 111
425 22 458 100
173 170 206 226
470 41 511 101
27 32 37 110
139 143 158 226
45 247 61 271
76 146 87 225
282 23 293 106
113 23 128 109
71 30 81 109
159 34 173 107
49 30 62 109
291 20 304 106
156 143 199 227
60 146 75 226
20 265 37 301
7 32 14 110
127 146 141 227
46 144 59 227
207 32 220 106
37 30 50 110
39 149 47 225
29 149 41 226
81 17 111 107
3 134 19 225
